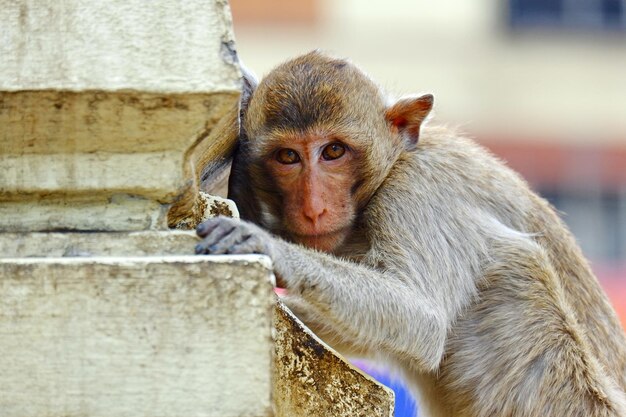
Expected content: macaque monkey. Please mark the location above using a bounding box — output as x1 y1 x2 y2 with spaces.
195 51 626 417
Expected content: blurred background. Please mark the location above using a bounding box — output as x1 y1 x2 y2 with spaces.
229 0 626 415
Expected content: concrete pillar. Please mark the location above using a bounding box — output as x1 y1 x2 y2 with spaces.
0 0 241 231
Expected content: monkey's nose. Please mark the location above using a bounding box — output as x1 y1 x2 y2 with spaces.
303 207 327 227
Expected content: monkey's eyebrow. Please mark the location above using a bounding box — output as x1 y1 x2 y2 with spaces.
253 127 303 152
252 137 289 159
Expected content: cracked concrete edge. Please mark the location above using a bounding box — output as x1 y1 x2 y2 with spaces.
0 230 262 263
170 192 240 230
0 252 274 272
216 0 242 71
273 300 395 417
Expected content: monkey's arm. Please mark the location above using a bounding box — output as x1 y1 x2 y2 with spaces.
195 216 452 371
277 238 449 369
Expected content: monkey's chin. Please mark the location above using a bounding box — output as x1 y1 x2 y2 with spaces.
291 229 349 253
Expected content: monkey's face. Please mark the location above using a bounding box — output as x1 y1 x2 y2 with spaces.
261 132 360 253
240 51 432 252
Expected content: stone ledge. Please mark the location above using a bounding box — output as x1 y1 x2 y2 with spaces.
0 231 200 258
0 255 275 417
0 90 239 232
274 301 395 417
0 231 395 416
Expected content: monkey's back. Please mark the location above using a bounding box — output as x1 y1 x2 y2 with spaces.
526 191 626 390
384 127 626 416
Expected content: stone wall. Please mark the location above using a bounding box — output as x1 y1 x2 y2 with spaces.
0 0 240 232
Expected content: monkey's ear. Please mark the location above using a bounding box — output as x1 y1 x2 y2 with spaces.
385 94 433 148
240 65 258 110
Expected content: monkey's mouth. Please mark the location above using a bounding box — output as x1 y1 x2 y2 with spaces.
291 227 348 240
290 228 349 251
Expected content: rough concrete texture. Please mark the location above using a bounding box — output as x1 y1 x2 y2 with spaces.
0 255 275 417
0 231 395 417
167 101 241 227
172 192 240 230
0 0 242 232
274 301 395 417
0 0 240 93
0 231 201 258
0 90 239 232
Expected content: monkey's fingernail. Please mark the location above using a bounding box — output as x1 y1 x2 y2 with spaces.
194 244 205 254
209 245 218 253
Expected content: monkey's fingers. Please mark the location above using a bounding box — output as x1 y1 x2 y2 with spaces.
207 228 252 255
194 240 212 254
196 217 229 238
227 236 267 256
194 223 236 254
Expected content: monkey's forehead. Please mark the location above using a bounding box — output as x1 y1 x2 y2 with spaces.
249 80 384 133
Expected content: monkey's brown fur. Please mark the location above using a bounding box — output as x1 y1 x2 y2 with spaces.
202 51 626 417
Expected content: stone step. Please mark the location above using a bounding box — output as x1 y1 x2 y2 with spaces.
0 254 275 417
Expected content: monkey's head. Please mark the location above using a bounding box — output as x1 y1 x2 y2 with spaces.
237 51 433 252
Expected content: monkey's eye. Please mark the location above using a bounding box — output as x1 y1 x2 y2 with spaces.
276 148 301 164
321 143 346 161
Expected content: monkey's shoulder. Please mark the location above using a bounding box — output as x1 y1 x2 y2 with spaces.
414 128 512 177
389 129 528 198
367 128 541 236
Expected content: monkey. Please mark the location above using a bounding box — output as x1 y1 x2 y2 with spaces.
195 51 626 417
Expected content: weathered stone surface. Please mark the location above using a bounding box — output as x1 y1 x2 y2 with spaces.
0 194 166 232
274 301 395 417
0 90 239 232
0 231 200 258
0 0 239 93
172 192 240 230
0 231 395 417
0 0 241 232
0 255 274 417
0 91 235 156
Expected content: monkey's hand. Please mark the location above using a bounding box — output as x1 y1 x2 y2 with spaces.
194 216 276 258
